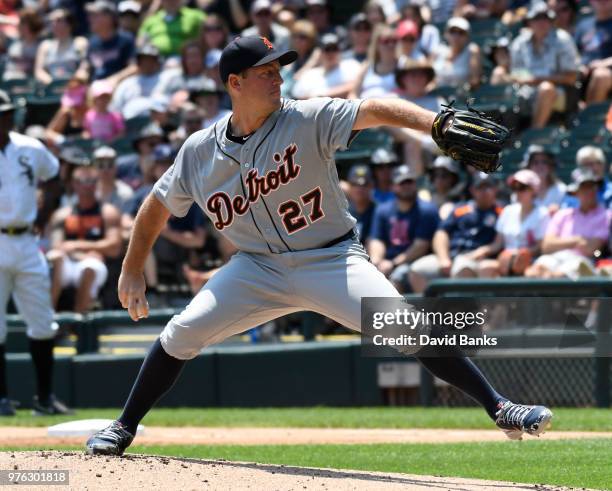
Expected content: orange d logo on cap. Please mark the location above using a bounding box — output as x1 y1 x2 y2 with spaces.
260 36 274 50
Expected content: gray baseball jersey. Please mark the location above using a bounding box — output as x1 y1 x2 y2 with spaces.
153 97 403 360
154 97 360 253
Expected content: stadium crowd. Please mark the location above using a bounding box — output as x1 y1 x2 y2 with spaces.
0 0 611 319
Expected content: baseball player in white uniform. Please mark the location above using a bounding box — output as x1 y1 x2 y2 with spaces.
0 90 72 416
86 37 551 455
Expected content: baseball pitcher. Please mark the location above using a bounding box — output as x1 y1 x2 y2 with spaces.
86 37 550 455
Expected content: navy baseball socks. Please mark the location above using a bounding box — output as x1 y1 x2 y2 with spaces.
86 338 186 455
29 338 73 416
418 356 552 439
0 344 15 416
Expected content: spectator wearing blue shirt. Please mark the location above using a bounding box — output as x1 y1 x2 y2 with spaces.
370 147 399 204
368 165 439 293
122 144 206 289
83 1 136 84
409 172 501 293
562 146 612 209
346 165 377 245
575 0 612 103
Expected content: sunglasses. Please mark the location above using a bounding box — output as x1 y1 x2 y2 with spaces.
379 37 397 45
511 183 530 192
74 178 97 185
323 45 340 52
401 36 416 43
254 9 271 16
95 159 115 169
353 24 371 32
448 28 467 35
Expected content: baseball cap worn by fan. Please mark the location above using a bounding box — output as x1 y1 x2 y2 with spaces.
472 171 497 187
153 144 177 163
59 146 90 166
370 147 398 166
567 168 603 193
86 0 117 15
392 165 418 184
118 0 141 15
348 165 373 186
432 156 460 175
507 169 541 191
219 36 297 84
93 146 117 160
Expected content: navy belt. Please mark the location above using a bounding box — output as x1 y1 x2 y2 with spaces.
0 226 31 236
322 229 357 248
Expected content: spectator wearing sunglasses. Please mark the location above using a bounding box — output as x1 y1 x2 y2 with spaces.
241 0 290 53
481 170 550 277
349 24 399 99
93 146 134 211
396 19 428 66
343 13 372 64
401 2 441 60
291 33 360 99
47 164 122 313
282 20 319 97
432 17 481 89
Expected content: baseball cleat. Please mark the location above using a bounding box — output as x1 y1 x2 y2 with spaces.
0 397 16 416
495 401 553 440
86 420 134 456
32 395 73 416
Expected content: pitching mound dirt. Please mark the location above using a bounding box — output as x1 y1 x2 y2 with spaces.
0 451 578 491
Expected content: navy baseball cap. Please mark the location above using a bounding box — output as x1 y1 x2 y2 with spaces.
219 36 297 84
153 144 177 163
348 165 372 186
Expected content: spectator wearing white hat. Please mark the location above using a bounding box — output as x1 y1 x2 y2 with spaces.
432 17 481 89
526 168 611 279
479 169 550 277
93 146 134 210
118 1 142 38
241 0 291 53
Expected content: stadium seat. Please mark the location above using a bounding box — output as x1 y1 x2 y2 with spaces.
0 78 35 96
41 79 71 97
24 94 61 127
336 128 393 165
124 115 151 134
429 85 468 103
571 101 610 126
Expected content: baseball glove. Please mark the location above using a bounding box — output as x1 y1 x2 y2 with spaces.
431 102 510 174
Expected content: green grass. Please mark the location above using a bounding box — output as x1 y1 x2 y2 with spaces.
3 440 611 489
1 407 610 432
